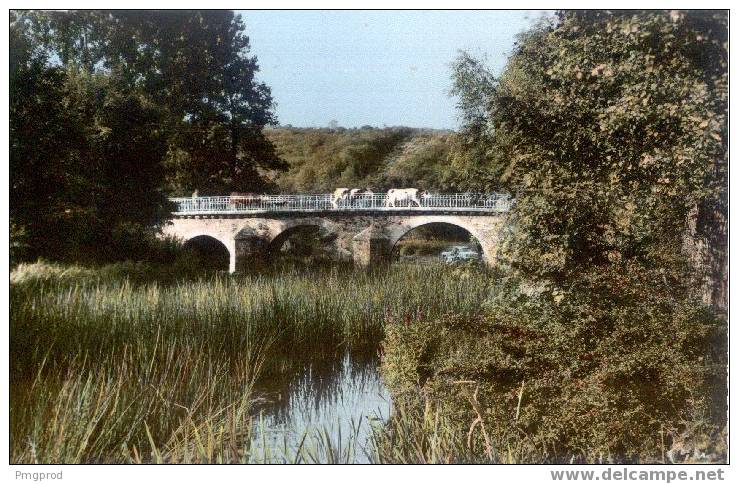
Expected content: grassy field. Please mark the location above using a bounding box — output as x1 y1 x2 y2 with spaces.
10 260 492 463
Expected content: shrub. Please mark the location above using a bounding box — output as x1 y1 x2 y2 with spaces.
381 267 727 463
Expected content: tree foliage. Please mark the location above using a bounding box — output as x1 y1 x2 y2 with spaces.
383 272 727 461
385 10 729 461
10 10 281 262
451 11 727 302
25 10 284 195
446 52 504 191
10 56 169 261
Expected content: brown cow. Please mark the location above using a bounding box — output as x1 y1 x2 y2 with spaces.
229 192 264 210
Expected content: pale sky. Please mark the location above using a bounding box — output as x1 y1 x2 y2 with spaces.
239 10 551 129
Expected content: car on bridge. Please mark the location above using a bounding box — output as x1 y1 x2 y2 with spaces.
440 245 480 263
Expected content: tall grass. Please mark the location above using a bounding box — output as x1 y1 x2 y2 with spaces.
10 260 493 463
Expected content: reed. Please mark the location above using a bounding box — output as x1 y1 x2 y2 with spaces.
10 260 492 463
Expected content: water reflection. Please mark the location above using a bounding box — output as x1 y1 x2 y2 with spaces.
250 350 391 463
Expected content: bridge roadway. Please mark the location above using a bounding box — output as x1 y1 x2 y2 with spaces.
164 193 511 272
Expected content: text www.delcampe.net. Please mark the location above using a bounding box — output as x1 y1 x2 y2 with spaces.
550 468 726 483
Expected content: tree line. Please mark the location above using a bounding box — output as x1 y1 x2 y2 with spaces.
10 10 284 263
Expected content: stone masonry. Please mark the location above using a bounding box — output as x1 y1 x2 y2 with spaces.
162 211 508 273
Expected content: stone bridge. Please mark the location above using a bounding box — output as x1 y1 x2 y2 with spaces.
162 194 511 272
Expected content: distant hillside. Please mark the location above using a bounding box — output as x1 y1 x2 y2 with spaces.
263 126 460 193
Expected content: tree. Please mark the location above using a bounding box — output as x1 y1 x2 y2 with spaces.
10 64 169 261
451 11 727 306
387 12 729 460
68 71 170 260
10 59 85 260
10 9 285 262
446 52 503 191
25 10 284 195
10 12 170 262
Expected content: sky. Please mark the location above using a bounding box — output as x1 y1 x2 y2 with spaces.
239 10 551 130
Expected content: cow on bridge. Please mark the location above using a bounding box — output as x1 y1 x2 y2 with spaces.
229 192 267 210
349 188 375 208
331 188 351 209
385 188 425 208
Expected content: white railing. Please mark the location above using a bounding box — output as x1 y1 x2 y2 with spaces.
170 193 512 214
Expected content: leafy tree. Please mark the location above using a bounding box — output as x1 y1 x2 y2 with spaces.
10 60 83 260
10 9 284 262
10 12 170 262
25 10 284 195
68 71 170 260
10 62 169 261
379 13 729 461
451 11 727 307
445 52 504 191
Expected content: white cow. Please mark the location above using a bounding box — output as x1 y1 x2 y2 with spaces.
359 189 375 208
349 188 374 207
331 188 350 209
385 188 424 207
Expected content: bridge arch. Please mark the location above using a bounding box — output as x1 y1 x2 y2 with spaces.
390 221 480 260
266 219 340 255
182 234 232 272
267 224 327 259
386 216 493 264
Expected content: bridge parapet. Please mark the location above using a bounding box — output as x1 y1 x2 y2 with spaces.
170 193 512 215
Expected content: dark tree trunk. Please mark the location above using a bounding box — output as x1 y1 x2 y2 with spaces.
685 195 728 313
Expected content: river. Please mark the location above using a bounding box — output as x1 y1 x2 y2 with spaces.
249 351 392 463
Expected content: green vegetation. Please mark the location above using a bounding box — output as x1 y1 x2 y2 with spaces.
394 224 472 259
380 270 727 463
451 11 727 298
264 126 460 193
10 261 492 463
12 258 726 463
395 240 450 258
10 10 284 264
377 10 728 464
